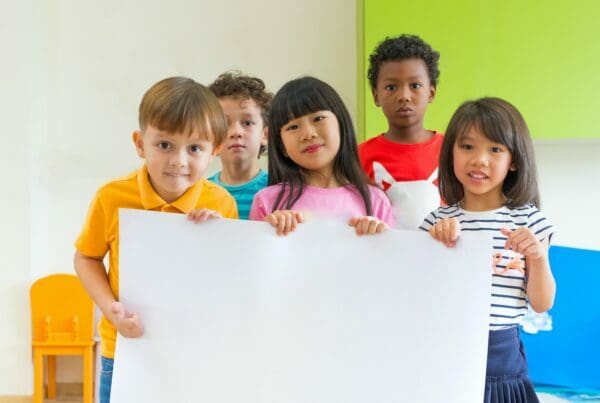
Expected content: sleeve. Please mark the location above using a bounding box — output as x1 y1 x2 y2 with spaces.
526 205 555 244
418 209 441 233
369 187 395 228
248 191 269 221
74 191 110 258
221 194 239 219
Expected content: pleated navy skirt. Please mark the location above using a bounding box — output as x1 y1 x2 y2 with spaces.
484 326 539 403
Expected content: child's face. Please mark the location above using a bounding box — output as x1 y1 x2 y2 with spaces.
280 110 340 179
453 127 516 210
372 59 435 132
218 96 267 165
133 125 217 203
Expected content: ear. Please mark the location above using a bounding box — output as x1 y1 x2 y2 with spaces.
428 86 437 103
261 126 268 147
212 143 222 156
132 130 145 158
371 87 380 107
510 160 517 171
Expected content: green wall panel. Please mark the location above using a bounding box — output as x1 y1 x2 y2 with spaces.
359 0 600 140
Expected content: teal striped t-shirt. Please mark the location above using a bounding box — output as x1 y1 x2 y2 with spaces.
207 170 268 220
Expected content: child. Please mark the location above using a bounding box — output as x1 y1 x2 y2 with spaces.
249 76 394 235
359 34 443 230
208 71 273 219
420 98 555 402
74 77 238 403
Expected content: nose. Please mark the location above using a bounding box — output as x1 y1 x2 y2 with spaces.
169 149 187 167
396 86 411 102
471 151 490 167
299 125 318 141
228 122 243 138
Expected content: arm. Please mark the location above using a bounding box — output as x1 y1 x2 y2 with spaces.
500 228 555 312
74 251 143 337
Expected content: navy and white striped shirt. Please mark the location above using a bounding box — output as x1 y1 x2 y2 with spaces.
419 203 555 330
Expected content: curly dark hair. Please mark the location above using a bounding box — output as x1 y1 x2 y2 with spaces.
367 34 440 89
209 71 273 126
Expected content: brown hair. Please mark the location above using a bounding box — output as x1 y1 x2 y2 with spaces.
439 97 540 208
138 76 227 147
209 71 273 126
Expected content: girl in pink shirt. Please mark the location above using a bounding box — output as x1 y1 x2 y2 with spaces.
249 76 394 235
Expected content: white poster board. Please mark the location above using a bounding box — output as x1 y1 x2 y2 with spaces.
113 209 492 403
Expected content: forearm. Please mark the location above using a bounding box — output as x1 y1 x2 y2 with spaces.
74 251 117 320
526 256 556 313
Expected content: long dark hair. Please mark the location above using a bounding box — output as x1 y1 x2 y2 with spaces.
439 97 540 208
268 76 372 214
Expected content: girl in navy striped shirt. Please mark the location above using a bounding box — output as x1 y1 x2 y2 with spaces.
420 97 555 403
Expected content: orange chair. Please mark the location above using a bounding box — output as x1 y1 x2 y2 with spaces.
30 274 95 403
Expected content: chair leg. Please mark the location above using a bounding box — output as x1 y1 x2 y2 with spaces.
47 355 57 398
33 349 44 403
83 348 94 403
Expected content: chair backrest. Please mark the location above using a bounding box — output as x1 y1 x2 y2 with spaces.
30 274 94 343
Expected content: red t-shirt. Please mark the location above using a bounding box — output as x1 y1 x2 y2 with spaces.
358 132 444 229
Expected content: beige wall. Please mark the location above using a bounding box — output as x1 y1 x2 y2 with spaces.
2 0 356 395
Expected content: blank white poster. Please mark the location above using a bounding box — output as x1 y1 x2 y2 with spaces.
112 209 492 403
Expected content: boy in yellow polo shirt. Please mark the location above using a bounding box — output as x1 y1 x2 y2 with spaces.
74 76 238 403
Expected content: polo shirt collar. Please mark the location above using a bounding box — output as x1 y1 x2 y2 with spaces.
137 165 204 213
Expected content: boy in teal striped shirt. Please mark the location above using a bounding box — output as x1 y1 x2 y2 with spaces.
208 71 273 219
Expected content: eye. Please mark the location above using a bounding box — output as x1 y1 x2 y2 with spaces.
157 142 171 150
384 84 397 91
491 146 504 153
410 83 422 89
284 124 299 132
313 115 326 123
460 143 473 150
189 144 203 153
242 120 255 127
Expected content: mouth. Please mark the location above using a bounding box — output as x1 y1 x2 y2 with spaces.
468 171 488 181
303 144 323 153
228 144 246 150
396 107 413 114
164 172 189 177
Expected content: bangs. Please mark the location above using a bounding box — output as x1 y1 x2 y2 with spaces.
271 79 334 132
455 104 514 152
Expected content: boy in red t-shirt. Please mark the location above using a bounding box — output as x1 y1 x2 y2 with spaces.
359 34 443 229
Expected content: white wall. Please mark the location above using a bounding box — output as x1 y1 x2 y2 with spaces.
2 0 356 395
534 140 600 251
3 0 600 397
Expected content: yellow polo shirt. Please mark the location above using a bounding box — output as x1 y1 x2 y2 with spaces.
75 165 238 358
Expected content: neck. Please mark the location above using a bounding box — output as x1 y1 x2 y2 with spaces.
219 159 261 186
385 125 432 144
461 193 506 212
305 167 340 188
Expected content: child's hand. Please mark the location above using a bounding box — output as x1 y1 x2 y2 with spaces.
187 208 222 223
500 227 546 262
429 217 461 247
265 210 303 236
109 301 143 338
349 216 388 235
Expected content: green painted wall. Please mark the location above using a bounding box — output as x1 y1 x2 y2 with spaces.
359 0 600 140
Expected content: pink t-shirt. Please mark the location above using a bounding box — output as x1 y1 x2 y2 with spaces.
249 184 395 228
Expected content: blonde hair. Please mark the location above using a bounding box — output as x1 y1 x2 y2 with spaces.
138 76 227 147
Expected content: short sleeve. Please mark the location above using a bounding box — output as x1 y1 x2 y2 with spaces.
419 209 441 232
75 192 110 258
249 191 269 221
526 206 555 244
369 186 395 228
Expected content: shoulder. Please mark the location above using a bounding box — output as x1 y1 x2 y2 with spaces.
367 184 390 202
94 170 139 205
254 183 282 201
201 179 235 202
206 171 221 184
509 204 555 241
419 203 460 231
358 134 384 152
